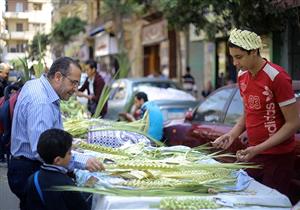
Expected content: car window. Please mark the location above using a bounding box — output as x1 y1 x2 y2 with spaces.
133 82 177 92
193 87 234 123
224 90 243 125
295 89 300 98
109 81 127 100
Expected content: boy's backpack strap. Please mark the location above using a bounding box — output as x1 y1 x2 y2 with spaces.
8 90 20 118
34 171 45 205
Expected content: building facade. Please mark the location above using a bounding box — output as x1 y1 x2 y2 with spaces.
0 5 8 62
2 0 53 63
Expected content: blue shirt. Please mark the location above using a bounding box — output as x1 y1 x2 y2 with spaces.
141 101 163 140
11 75 88 169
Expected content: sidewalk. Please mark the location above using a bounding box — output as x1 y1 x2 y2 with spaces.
0 163 19 210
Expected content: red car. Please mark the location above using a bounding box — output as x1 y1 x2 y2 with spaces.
163 81 300 203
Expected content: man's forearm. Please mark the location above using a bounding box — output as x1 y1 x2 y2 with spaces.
229 115 246 139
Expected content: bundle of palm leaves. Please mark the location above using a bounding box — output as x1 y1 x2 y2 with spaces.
58 143 257 198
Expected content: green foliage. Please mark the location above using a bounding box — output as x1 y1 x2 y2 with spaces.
17 57 31 83
51 16 86 45
29 33 49 60
153 0 299 39
101 0 144 18
233 0 291 34
9 57 34 82
29 33 47 78
32 61 44 78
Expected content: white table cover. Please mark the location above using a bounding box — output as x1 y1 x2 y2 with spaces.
91 179 291 210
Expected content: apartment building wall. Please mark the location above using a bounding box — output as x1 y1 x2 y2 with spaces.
0 10 7 62
7 0 28 12
7 19 28 31
3 0 53 62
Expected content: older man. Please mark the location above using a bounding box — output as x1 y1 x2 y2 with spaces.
0 63 11 97
7 57 104 210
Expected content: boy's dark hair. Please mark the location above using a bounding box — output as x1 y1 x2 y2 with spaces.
37 128 73 164
85 60 97 70
47 57 82 79
228 42 260 56
135 92 148 102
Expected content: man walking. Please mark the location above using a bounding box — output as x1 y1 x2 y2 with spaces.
77 60 107 117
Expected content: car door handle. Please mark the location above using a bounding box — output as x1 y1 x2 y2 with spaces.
192 130 203 134
192 129 211 135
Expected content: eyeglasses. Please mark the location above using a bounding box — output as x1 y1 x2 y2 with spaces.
62 74 79 87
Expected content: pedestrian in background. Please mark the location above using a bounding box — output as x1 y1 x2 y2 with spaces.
8 57 104 210
182 66 197 97
76 60 107 117
119 92 164 141
0 63 11 163
25 128 90 210
212 28 300 196
201 80 213 98
217 72 226 88
0 63 11 97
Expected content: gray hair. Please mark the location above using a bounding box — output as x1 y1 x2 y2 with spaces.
47 57 81 79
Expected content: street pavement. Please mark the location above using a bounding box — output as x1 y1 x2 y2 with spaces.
0 162 19 210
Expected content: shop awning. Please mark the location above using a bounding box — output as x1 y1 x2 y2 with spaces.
89 25 105 36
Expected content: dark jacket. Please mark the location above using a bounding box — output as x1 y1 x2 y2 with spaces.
25 164 89 210
78 73 107 116
0 78 9 97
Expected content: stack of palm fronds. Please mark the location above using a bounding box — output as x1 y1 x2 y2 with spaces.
59 143 257 197
63 110 161 145
60 96 88 119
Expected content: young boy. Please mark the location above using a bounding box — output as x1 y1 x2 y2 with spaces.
25 128 90 210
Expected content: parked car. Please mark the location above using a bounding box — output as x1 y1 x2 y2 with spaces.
163 81 300 203
152 99 198 123
105 77 197 121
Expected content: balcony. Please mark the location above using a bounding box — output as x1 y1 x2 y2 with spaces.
29 0 48 2
0 31 9 40
9 31 34 40
4 12 29 20
27 11 51 23
4 52 27 61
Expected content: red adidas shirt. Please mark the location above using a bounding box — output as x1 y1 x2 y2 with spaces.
238 60 296 154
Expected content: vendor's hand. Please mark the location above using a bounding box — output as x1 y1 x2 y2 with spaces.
236 146 258 162
85 157 105 172
211 134 235 149
119 112 127 117
119 112 135 122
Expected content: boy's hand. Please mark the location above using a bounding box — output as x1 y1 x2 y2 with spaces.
86 157 105 172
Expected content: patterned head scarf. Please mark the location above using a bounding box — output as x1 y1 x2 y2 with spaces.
229 28 262 50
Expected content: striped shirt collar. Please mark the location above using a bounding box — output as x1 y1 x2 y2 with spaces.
40 74 60 104
41 163 68 174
